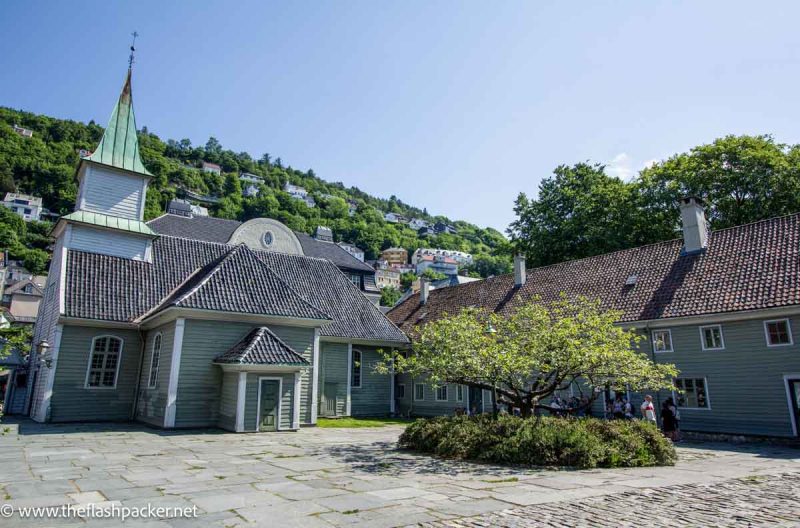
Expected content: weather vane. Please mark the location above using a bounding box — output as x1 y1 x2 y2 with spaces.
128 31 139 69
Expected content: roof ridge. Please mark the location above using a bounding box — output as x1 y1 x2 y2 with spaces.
238 245 332 320
415 211 800 305
171 244 246 306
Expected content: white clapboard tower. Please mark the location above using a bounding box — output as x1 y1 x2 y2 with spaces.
29 67 157 422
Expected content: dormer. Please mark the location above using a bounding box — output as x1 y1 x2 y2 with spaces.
53 68 157 262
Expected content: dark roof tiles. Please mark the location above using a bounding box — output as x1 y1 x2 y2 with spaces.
388 214 800 332
65 235 408 343
214 327 309 365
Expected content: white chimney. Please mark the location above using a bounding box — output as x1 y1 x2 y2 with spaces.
679 196 708 254
420 279 430 305
514 254 526 287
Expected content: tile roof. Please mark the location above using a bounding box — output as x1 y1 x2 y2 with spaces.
148 214 240 243
214 327 310 365
285 232 376 273
388 214 800 332
64 235 408 343
148 215 375 272
147 244 330 321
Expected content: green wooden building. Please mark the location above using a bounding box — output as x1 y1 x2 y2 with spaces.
26 67 408 431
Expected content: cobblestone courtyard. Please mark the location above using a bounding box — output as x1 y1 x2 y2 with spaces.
1 420 798 527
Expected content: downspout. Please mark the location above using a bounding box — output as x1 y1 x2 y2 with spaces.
130 328 146 421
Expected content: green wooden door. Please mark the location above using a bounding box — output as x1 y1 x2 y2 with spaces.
259 380 280 432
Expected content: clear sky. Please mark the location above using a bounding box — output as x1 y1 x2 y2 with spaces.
2 1 799 232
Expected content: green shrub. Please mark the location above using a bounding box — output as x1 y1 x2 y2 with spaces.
399 415 676 469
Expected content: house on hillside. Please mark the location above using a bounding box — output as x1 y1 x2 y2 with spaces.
26 67 407 430
379 247 408 267
389 197 800 438
2 193 43 222
12 125 33 138
201 161 221 175
412 248 472 266
338 242 365 262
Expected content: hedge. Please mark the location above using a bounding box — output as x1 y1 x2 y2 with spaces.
399 415 676 469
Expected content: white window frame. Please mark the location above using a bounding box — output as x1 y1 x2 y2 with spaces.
764 319 793 347
651 329 674 353
699 325 725 351
673 377 711 411
457 385 464 401
414 383 424 401
351 349 362 388
148 333 162 389
436 385 448 401
397 383 406 399
84 335 124 390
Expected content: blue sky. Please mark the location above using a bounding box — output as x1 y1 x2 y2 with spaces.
2 1 799 232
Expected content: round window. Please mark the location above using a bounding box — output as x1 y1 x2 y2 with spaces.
263 231 273 247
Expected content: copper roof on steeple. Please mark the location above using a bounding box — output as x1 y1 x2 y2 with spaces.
85 69 152 177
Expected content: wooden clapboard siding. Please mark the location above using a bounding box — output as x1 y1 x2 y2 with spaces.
174 320 312 428
135 321 175 426
639 316 800 437
218 371 238 431
268 326 314 424
243 373 295 431
81 164 146 220
69 225 150 261
49 326 141 422
395 372 468 417
350 346 391 416
319 342 348 416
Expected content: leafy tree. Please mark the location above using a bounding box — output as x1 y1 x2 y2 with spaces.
509 163 646 267
638 134 800 230
420 269 447 281
381 297 678 417
400 271 416 290
380 286 402 307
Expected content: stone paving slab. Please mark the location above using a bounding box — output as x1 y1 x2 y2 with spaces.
0 419 798 527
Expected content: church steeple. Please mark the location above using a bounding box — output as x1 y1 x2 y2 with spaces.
56 54 158 262
84 69 151 177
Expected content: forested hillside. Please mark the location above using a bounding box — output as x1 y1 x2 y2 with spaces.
0 107 512 276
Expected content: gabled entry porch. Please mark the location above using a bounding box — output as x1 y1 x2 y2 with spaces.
214 327 310 432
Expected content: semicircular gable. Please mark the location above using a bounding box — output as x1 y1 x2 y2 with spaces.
228 218 304 255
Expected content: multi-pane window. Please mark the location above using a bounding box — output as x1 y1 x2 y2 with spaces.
414 383 424 401
652 329 673 353
675 378 709 409
765 320 793 346
351 350 362 388
349 274 361 288
396 384 406 399
436 385 448 401
700 325 724 350
86 336 122 388
457 385 464 401
148 334 162 389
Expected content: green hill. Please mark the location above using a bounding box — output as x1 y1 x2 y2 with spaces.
0 106 511 276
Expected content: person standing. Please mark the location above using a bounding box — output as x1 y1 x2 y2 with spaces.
641 395 657 424
661 399 676 440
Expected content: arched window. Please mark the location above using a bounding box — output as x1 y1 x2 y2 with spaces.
351 349 362 388
85 336 123 388
148 333 162 389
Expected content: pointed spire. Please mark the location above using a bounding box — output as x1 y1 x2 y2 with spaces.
85 68 151 176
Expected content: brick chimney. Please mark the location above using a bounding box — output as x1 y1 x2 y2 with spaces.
514 254 526 287
679 196 708 254
420 279 430 305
